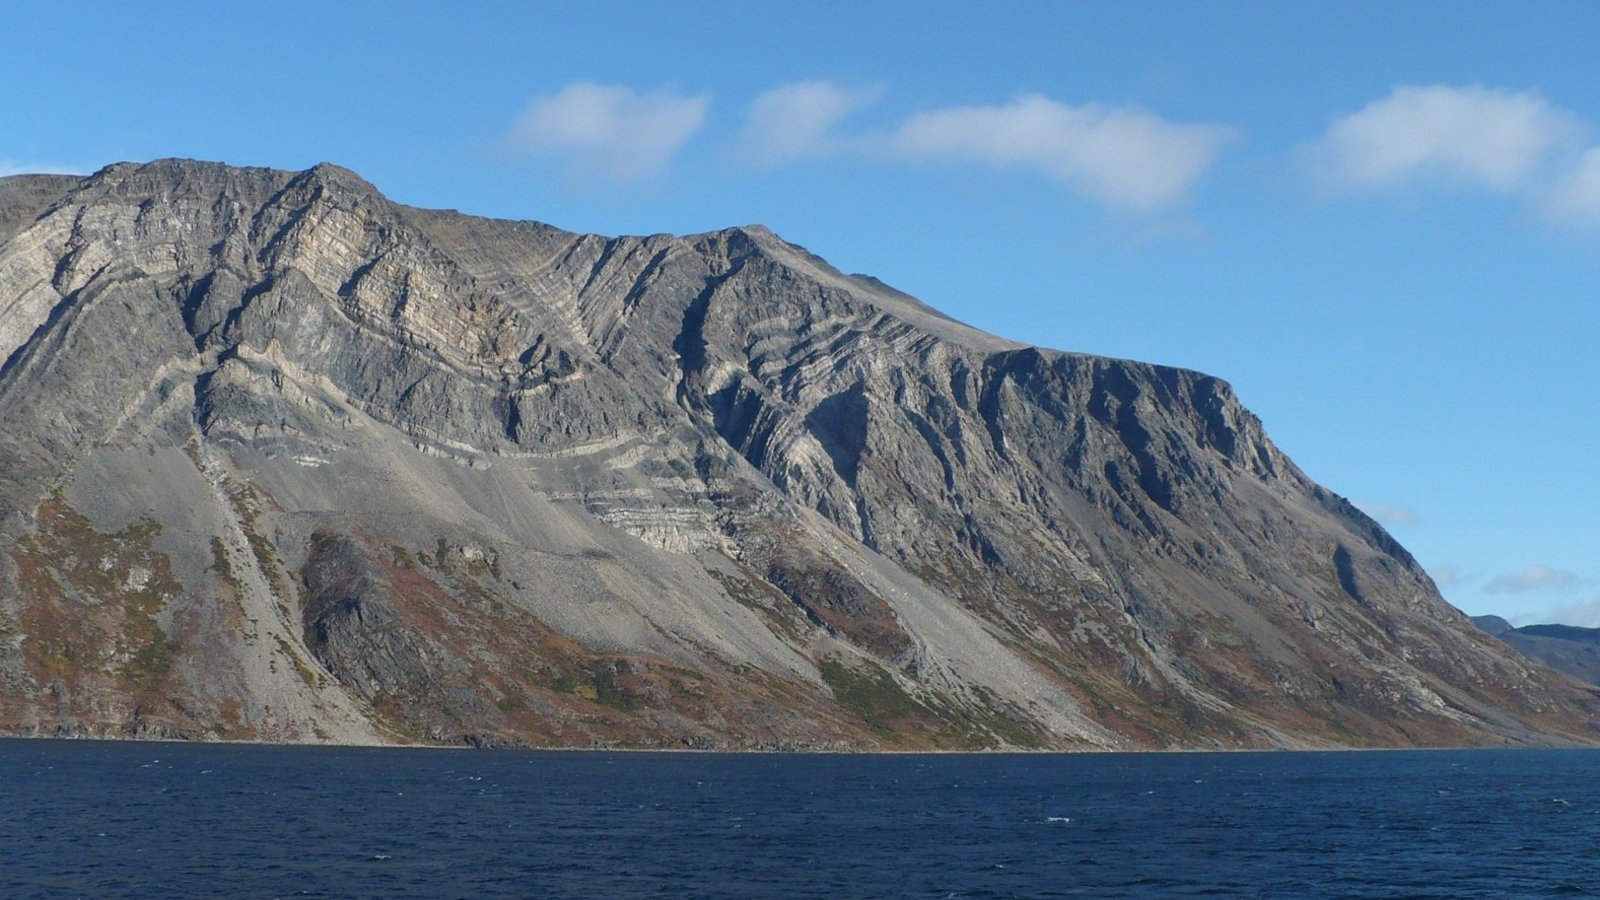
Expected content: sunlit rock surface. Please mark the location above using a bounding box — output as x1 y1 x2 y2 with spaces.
0 160 1594 749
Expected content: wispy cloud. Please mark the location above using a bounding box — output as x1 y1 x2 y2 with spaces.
1356 501 1420 526
1428 564 1473 591
882 94 1232 212
1309 85 1579 192
1306 84 1600 230
501 81 710 183
1121 219 1216 252
1486 564 1580 594
735 81 882 167
1534 596 1600 628
732 82 1231 212
0 160 89 177
1543 146 1600 226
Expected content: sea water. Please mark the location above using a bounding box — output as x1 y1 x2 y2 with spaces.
1 740 1596 898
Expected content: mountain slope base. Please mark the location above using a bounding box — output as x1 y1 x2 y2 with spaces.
1 160 1594 749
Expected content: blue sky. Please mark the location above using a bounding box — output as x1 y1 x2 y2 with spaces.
4 1 1596 624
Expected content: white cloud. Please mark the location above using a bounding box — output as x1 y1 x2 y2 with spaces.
730 84 1231 212
735 81 883 166
1356 501 1419 526
502 81 710 183
882 94 1232 212
1428 564 1472 591
1310 85 1580 192
1535 596 1600 628
0 160 88 177
1543 146 1600 226
1122 218 1215 252
1486 564 1580 594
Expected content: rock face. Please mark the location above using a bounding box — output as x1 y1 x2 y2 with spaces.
0 159 1594 749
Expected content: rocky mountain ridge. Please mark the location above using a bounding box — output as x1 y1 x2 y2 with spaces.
1473 616 1600 687
1 159 1594 749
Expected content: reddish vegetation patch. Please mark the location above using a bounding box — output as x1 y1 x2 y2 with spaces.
763 546 913 660
6 496 202 738
377 532 1037 749
297 531 868 748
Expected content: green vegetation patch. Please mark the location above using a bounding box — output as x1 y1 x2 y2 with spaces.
14 497 183 694
550 659 638 711
816 656 1047 749
210 536 244 598
273 635 323 689
708 568 805 638
925 686 1045 750
818 657 930 734
220 479 289 607
126 630 180 688
390 544 415 569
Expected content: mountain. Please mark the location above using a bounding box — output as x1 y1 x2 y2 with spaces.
1473 617 1600 687
1470 615 1515 637
1 159 1594 749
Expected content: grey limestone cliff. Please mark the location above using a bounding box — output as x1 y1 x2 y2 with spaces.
0 159 1594 749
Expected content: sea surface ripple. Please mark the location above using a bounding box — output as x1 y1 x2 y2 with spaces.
1 741 1596 898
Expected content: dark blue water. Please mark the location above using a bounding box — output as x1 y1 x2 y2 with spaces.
2 742 1597 898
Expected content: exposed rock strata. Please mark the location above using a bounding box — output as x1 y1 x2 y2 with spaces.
0 160 1594 749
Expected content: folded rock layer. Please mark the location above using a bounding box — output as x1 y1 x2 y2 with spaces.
0 160 1592 749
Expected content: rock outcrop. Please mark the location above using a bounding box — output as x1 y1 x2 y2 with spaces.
1 159 1594 749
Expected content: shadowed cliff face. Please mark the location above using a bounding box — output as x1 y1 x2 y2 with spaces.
0 159 1594 749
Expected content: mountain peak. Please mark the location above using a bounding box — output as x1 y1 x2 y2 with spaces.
0 159 1593 749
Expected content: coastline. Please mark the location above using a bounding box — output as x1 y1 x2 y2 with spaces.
0 731 1580 755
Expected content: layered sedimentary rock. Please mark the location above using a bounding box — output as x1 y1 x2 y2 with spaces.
0 159 1593 749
